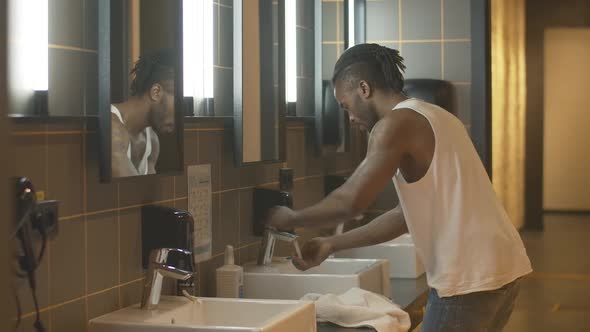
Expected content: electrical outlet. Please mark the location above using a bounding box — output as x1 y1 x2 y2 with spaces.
32 200 58 238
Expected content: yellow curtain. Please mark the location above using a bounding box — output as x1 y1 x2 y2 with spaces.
491 0 527 228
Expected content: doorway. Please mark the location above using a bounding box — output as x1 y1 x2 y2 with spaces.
543 28 590 212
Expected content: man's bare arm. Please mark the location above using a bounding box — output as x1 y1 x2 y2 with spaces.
328 205 408 252
287 110 413 228
291 206 408 270
111 118 139 177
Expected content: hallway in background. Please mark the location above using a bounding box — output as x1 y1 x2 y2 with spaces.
504 213 590 331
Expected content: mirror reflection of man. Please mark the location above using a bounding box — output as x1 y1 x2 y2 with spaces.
111 49 176 177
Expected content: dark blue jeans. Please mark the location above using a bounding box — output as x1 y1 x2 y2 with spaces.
421 279 521 332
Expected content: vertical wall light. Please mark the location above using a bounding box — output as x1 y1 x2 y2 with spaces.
8 0 48 115
32 0 48 92
345 0 365 50
183 0 214 116
285 0 297 116
347 0 355 48
33 0 49 114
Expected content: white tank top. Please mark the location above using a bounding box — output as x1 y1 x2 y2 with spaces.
391 98 532 297
110 105 152 175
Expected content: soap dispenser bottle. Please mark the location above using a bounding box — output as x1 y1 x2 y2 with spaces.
216 245 244 298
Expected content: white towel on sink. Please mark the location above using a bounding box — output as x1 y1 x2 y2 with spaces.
301 287 411 332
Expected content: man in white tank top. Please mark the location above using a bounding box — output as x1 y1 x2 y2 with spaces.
267 44 531 331
110 49 177 177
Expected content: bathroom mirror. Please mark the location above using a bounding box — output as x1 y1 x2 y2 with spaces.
98 0 184 181
314 0 365 154
233 0 286 166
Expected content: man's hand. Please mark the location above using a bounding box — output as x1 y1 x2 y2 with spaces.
265 206 296 231
292 237 334 271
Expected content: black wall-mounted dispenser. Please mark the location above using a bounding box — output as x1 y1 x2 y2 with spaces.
141 205 194 269
141 205 196 295
252 188 293 236
322 80 351 149
403 79 457 115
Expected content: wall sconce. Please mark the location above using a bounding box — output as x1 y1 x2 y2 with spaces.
345 0 366 49
8 0 49 115
285 0 297 116
183 0 214 116
347 0 355 48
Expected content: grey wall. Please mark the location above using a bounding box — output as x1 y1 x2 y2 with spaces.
321 0 345 81
525 0 590 228
366 0 472 129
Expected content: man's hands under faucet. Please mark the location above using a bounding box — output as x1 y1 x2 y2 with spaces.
291 237 335 271
267 207 335 270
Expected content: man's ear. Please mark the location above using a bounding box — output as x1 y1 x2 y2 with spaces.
149 83 163 102
358 80 372 99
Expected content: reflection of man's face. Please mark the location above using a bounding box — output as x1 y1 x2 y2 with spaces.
149 80 175 135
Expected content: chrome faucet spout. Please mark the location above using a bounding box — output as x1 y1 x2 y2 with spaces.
141 248 194 310
257 228 300 266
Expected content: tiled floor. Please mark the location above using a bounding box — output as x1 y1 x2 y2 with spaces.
503 213 590 331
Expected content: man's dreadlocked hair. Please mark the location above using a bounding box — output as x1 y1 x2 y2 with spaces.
331 43 406 92
129 48 176 96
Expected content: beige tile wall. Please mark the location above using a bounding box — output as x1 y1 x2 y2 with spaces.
11 119 364 331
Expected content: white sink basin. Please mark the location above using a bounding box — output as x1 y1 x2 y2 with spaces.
88 296 316 332
337 234 425 278
243 258 390 300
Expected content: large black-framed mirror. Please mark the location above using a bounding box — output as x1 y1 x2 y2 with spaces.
233 0 286 166
314 0 365 154
98 0 184 182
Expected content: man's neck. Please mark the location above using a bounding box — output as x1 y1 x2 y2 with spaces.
374 91 408 120
114 98 150 136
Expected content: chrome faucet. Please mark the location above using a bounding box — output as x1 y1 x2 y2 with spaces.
257 228 301 265
141 248 194 310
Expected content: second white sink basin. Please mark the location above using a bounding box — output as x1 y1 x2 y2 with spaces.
88 296 316 332
243 258 390 300
337 234 425 278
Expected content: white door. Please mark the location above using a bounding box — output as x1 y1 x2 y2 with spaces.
543 28 590 210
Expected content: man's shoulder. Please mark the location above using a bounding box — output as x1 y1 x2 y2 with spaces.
376 108 421 134
372 108 434 150
370 111 415 149
111 117 128 132
111 117 131 149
